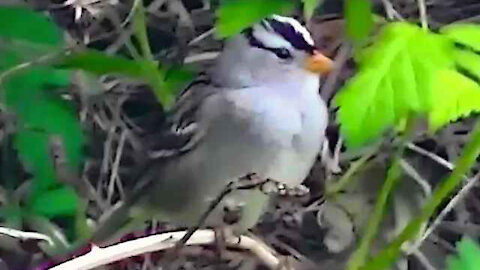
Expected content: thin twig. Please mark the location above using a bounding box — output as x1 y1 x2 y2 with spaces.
407 143 454 171
188 28 215 46
409 172 480 252
380 0 405 20
0 227 54 246
183 52 220 64
107 130 127 202
417 0 428 29
410 249 437 270
400 159 432 197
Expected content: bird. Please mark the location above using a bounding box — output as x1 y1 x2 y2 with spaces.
93 14 332 242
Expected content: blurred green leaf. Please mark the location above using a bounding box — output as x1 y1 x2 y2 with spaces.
59 50 183 106
164 65 195 93
345 0 374 43
30 187 79 217
302 0 320 19
0 6 84 217
216 0 294 38
441 24 480 51
447 238 480 270
59 50 155 78
0 7 62 46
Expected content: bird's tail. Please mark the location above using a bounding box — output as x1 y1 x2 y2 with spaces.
91 201 132 244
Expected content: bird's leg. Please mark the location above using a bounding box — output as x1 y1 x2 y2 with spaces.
213 226 228 260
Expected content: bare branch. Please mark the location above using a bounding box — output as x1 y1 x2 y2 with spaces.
0 227 54 246
49 230 283 270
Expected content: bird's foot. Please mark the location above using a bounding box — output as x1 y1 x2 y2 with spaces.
236 174 310 198
260 181 310 197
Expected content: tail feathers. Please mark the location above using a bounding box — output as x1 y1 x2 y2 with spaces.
91 201 143 245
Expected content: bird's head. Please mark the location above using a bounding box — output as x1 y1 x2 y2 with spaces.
213 15 333 87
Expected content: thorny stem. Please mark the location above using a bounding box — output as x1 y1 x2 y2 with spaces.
360 120 480 270
346 116 416 270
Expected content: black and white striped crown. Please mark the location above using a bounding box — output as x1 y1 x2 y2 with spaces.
243 15 316 55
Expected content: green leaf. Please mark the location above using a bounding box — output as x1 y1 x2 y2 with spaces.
447 238 480 270
302 0 320 19
453 47 480 81
30 187 79 217
164 65 196 94
216 0 295 38
59 50 156 79
0 7 84 206
59 50 180 106
0 7 62 46
441 24 480 51
429 70 480 130
335 22 454 147
345 0 374 43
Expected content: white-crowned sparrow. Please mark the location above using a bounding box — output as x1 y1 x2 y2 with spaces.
94 15 332 241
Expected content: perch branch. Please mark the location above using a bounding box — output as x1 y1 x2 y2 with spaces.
49 230 282 270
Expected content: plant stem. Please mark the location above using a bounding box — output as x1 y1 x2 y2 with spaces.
133 0 154 62
325 144 378 197
360 120 480 270
346 159 402 270
346 117 416 270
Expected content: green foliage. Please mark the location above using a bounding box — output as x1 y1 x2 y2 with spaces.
0 7 62 46
302 0 320 19
59 50 154 78
216 0 294 38
335 22 480 147
0 7 83 217
429 70 480 129
360 122 480 270
344 0 374 43
441 24 480 51
30 187 79 217
59 51 192 106
448 238 480 270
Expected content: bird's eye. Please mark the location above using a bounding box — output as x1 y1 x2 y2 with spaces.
273 48 292 60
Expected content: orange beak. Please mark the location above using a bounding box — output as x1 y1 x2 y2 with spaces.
304 50 333 75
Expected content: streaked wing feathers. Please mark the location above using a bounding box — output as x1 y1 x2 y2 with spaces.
147 75 221 159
